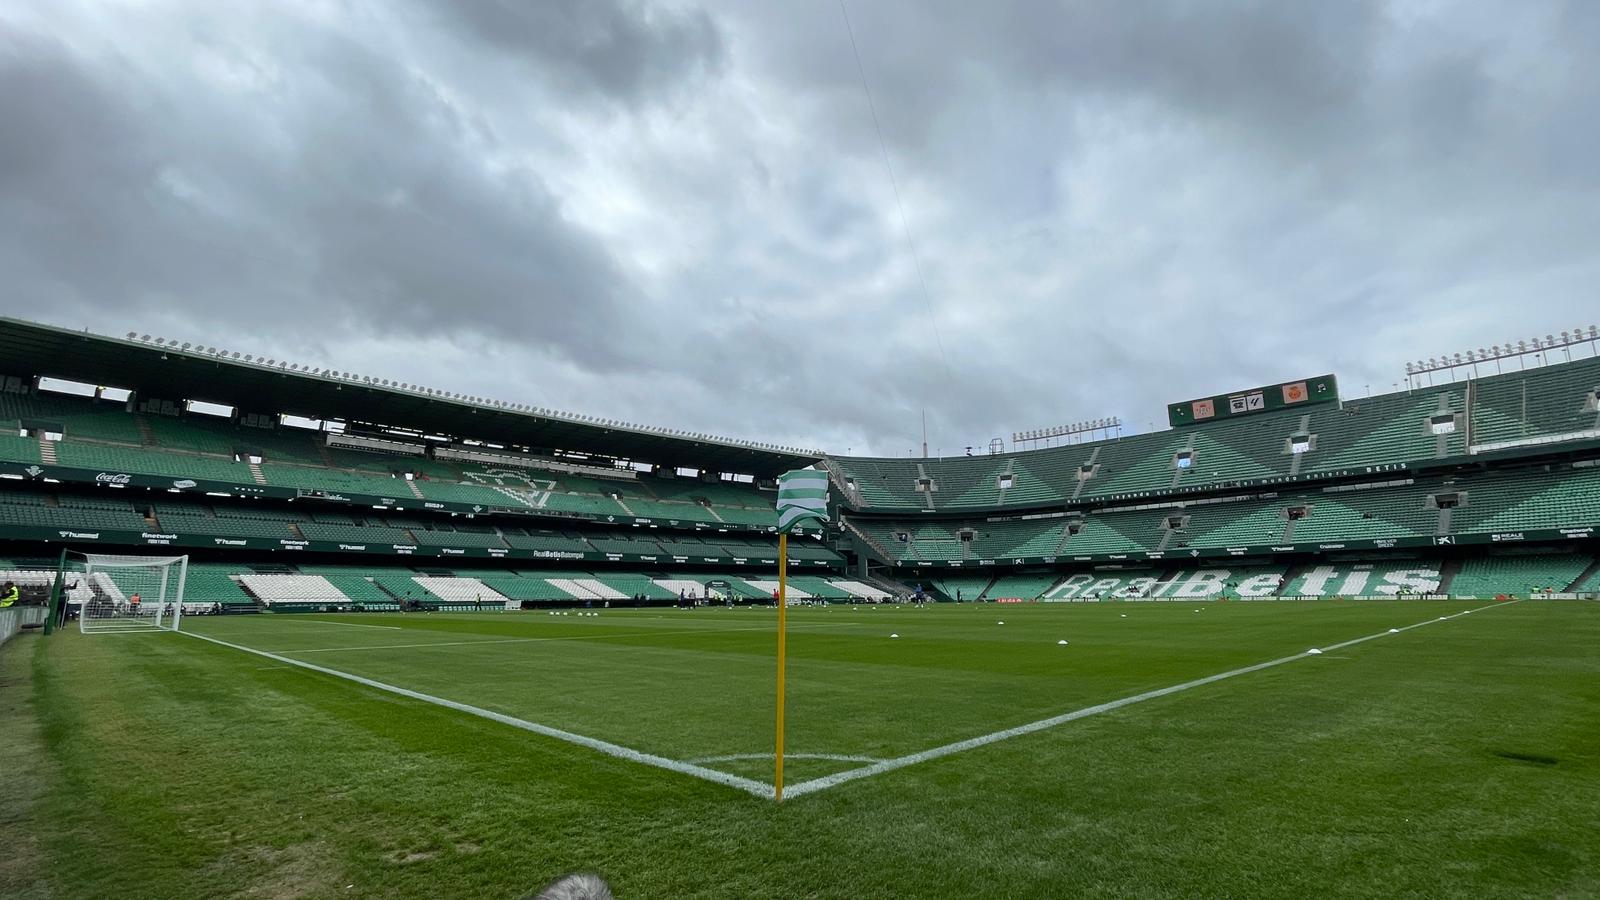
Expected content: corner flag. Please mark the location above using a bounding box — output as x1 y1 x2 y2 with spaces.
776 469 830 533
771 468 829 801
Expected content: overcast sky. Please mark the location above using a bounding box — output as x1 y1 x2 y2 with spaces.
3 1 1598 458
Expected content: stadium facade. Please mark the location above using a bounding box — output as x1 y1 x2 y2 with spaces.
1 316 1597 609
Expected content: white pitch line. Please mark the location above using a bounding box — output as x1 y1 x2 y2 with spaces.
178 630 776 800
262 618 404 630
689 753 883 765
782 601 1520 799
266 621 861 655
278 636 556 654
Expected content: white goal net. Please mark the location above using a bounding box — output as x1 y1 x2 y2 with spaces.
70 553 189 634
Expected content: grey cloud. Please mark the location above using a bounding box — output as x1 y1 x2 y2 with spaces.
3 1 1599 458
0 13 641 371
409 0 724 104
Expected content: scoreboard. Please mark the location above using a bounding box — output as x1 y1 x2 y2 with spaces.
1168 374 1338 426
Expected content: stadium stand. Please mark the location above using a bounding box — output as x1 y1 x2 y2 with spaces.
829 579 892 600
236 574 347 609
1448 552 1592 597
411 576 510 607
931 575 993 601
827 382 1493 512
6 323 1600 607
985 574 1062 600
297 523 417 545
1468 355 1600 450
183 565 257 608
0 389 781 530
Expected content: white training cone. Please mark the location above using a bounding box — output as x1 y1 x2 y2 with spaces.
997 621 1005 625
1307 648 1323 655
890 633 899 638
1057 639 1069 645
1120 614 1127 618
1389 628 1399 634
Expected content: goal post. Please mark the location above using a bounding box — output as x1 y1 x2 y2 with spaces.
65 552 190 634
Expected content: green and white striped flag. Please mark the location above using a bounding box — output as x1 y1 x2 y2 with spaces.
775 469 830 534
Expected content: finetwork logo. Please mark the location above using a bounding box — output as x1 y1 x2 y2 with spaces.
172 479 197 489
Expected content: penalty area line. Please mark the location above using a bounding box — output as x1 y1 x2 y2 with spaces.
262 618 404 630
782 601 1522 800
178 630 776 800
268 620 862 655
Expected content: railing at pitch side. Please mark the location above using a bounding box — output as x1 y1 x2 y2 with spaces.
1 605 48 647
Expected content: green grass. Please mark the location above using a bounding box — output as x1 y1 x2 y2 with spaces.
4 600 1598 898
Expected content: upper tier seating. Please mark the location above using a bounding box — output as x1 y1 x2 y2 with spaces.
825 356 1599 513
855 463 1600 562
157 512 296 539
297 522 416 545
0 390 779 530
1469 355 1600 449
0 496 147 532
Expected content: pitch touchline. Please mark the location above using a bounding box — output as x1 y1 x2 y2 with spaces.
780 601 1522 799
177 630 777 801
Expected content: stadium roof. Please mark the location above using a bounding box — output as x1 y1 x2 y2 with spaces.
0 317 820 478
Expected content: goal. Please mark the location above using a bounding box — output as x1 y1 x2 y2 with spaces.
67 552 190 634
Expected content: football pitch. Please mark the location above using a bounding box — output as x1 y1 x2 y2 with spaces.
5 600 1598 898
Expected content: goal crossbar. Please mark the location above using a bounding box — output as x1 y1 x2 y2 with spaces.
68 552 190 634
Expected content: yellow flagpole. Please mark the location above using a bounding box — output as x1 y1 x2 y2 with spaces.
775 531 788 802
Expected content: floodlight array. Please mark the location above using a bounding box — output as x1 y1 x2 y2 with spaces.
117 330 823 456
1404 326 1599 379
1012 417 1121 444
